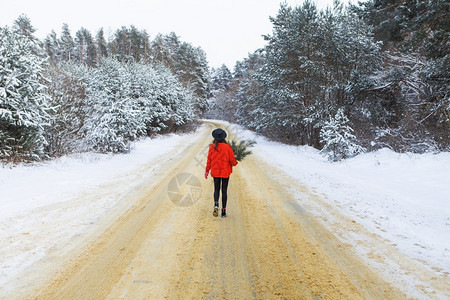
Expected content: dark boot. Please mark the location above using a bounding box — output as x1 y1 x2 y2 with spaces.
213 202 219 217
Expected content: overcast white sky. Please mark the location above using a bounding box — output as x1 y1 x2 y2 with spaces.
1 0 342 69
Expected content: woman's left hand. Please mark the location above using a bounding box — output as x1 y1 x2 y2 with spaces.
204 171 209 179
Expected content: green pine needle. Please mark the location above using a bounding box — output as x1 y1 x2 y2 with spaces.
229 139 256 161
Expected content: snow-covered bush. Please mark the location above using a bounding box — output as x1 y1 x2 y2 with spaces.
320 109 365 161
0 26 50 162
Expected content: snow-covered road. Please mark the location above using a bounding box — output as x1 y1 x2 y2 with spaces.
1 121 449 298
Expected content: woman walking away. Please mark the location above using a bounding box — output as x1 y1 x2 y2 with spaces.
205 128 238 217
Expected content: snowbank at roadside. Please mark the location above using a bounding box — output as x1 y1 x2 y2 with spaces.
0 130 200 292
218 120 450 274
0 132 197 219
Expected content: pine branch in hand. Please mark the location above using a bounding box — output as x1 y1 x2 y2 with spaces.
230 139 256 161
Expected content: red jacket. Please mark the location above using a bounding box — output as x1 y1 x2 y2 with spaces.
205 142 238 178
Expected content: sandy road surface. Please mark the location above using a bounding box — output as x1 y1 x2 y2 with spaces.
26 122 428 299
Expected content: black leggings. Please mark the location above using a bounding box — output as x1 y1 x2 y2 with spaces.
213 177 229 208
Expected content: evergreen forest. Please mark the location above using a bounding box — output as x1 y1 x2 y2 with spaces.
209 0 449 160
1 0 448 163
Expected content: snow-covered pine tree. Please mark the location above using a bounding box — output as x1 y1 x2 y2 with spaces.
0 24 50 162
241 1 326 145
82 57 144 153
74 28 97 67
83 29 97 67
74 29 85 65
320 109 365 161
60 23 74 62
43 30 61 62
109 26 151 63
149 33 209 114
232 1 380 147
45 62 89 156
206 64 239 121
150 33 174 68
233 60 246 79
170 39 209 114
234 53 265 131
126 62 178 135
150 63 195 132
351 0 450 151
95 28 108 61
211 64 233 95
12 14 41 52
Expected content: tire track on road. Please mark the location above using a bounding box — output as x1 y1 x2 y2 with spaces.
32 122 405 299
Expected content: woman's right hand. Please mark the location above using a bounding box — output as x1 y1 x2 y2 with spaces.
204 171 209 179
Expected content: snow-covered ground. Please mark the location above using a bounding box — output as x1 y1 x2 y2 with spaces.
1 121 449 296
224 121 450 278
0 132 197 220
0 130 201 293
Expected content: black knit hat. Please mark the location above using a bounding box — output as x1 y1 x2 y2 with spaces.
212 128 227 140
